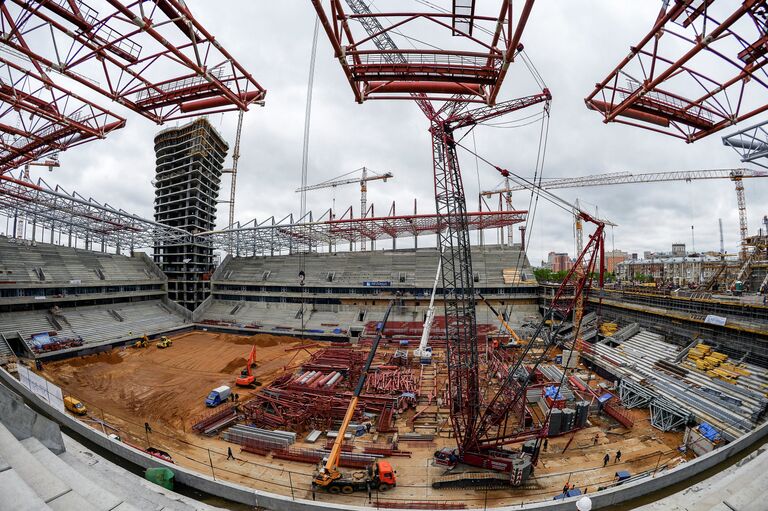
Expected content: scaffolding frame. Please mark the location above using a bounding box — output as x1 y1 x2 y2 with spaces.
618 378 657 409
0 171 526 254
650 398 693 432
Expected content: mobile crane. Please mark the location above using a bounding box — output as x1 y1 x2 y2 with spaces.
235 345 260 387
479 294 524 348
312 301 397 494
413 258 441 364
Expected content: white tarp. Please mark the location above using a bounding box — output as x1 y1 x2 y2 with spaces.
704 314 727 326
17 366 64 412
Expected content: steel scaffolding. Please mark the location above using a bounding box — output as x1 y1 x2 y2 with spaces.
0 171 526 254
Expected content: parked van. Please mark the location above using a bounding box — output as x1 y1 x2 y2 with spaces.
205 385 231 407
64 396 87 416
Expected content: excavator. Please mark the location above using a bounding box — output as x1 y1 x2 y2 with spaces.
479 294 524 348
133 334 149 349
312 301 397 494
235 345 260 387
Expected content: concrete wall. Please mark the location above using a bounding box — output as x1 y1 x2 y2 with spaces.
0 382 64 454
1 364 767 511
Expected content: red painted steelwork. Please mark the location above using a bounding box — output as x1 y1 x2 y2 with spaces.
0 57 125 174
2 0 266 123
309 1 536 104
586 0 768 142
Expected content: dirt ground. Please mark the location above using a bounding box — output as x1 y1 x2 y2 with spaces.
40 332 687 508
42 331 312 432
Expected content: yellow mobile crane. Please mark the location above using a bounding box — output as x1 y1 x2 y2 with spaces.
479 294 524 348
312 301 397 494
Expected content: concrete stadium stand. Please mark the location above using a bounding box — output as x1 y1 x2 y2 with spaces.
1 364 767 511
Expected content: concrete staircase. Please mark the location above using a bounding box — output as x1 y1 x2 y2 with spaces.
0 416 225 511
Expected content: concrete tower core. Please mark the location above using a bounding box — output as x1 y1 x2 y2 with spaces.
153 118 228 310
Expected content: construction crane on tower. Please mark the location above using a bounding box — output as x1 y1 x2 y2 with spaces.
312 0 612 483
484 168 768 260
223 111 245 230
295 167 393 220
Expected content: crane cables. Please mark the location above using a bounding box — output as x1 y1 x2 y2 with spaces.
298 15 320 339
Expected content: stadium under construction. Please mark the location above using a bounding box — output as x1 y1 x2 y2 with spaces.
1 2 768 511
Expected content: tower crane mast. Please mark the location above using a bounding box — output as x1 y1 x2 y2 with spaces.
313 0 607 481
295 167 393 250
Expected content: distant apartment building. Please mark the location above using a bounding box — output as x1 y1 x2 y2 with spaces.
604 249 629 273
547 251 572 273
615 248 739 286
672 243 686 256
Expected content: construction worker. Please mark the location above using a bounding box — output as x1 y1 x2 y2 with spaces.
603 453 610 467
615 450 622 463
562 482 569 494
144 422 152 434
543 438 548 451
593 433 599 446
227 447 234 460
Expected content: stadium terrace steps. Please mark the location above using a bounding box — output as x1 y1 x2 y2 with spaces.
59 435 225 511
0 300 186 353
0 335 14 360
0 403 224 510
0 422 82 509
219 244 536 288
0 236 162 284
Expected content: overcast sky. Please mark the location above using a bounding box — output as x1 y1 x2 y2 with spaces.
34 1 768 266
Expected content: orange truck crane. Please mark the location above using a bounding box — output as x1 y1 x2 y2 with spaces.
235 345 260 388
312 301 397 494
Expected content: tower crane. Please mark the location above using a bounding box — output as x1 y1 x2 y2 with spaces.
221 111 245 253
295 167 393 220
483 168 768 260
295 167 393 250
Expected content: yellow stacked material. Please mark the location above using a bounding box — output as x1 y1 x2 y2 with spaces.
502 269 521 284
712 368 739 384
710 352 728 362
697 343 713 354
696 359 712 371
704 356 723 367
730 365 751 376
716 367 740 380
687 349 705 360
706 370 719 378
600 322 619 336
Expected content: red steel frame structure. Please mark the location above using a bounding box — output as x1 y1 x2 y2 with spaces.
312 0 561 473
0 56 125 173
2 0 266 123
0 167 526 254
0 0 266 174
311 0 534 104
205 208 528 257
586 0 768 143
